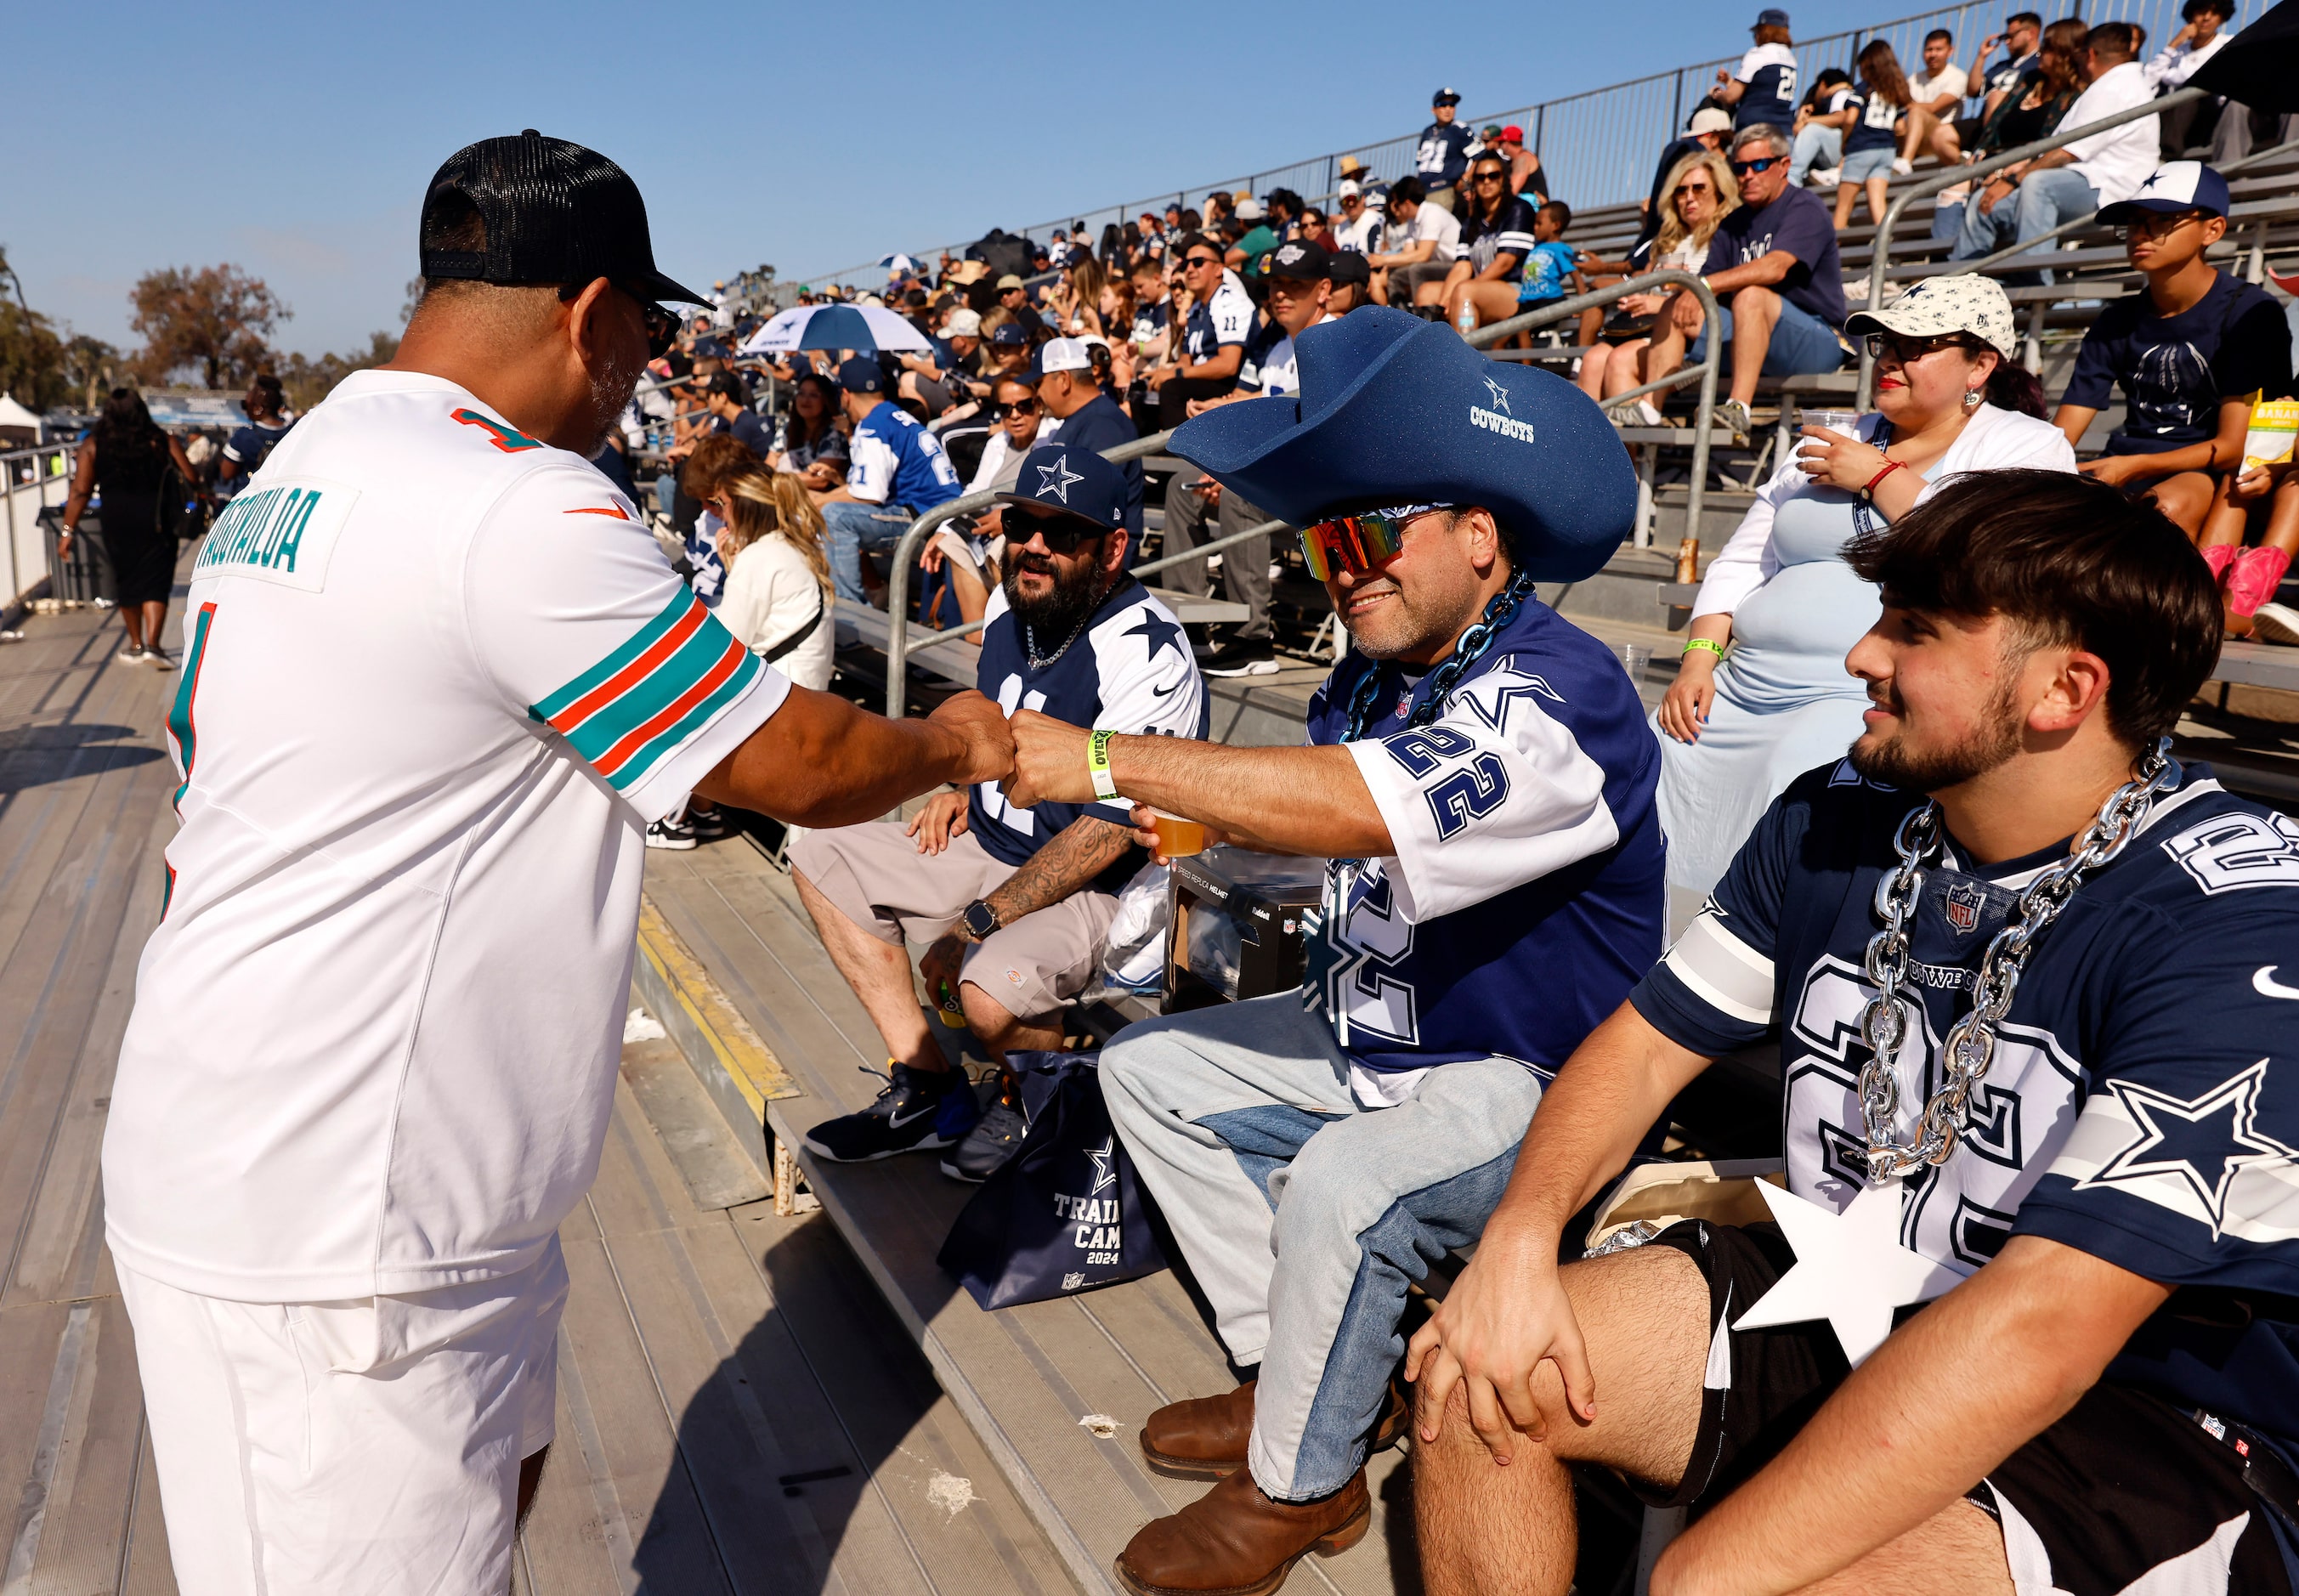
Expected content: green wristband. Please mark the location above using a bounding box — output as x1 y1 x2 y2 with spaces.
1683 637 1726 659
1088 729 1118 801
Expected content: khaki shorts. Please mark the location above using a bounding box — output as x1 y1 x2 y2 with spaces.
791 819 1117 1022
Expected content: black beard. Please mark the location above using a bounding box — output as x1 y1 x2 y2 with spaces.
1004 551 1106 644
1849 681 2024 792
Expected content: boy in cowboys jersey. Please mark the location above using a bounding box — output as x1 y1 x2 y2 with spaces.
1002 307 1659 1595
1413 469 2299 1596
793 444 1205 1182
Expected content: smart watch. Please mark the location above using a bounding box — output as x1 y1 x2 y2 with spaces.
962 899 1002 941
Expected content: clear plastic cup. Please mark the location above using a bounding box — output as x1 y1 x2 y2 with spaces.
1615 642 1654 682
1150 809 1209 857
1805 408 1861 439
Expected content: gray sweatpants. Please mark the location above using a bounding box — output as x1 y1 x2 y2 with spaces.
1160 475 1271 641
1100 995 1543 1501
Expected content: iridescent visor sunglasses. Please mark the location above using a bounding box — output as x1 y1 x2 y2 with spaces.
1298 503 1452 581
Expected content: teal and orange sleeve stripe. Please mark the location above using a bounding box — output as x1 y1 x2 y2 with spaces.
530 591 762 791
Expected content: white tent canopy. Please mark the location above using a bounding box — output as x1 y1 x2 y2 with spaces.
0 393 44 439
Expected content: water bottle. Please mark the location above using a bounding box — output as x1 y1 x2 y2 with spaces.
1454 298 1477 336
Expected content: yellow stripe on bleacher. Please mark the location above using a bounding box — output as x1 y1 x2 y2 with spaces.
636 894 800 1111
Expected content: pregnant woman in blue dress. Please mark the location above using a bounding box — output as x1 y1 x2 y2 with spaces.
1654 275 2075 927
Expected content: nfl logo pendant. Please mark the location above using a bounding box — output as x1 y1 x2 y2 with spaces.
1944 880 1985 935
1396 692 1413 720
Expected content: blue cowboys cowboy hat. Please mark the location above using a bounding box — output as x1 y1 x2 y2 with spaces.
1168 306 1637 582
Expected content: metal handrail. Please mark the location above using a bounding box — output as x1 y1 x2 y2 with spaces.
1857 85 2205 407
880 268 1723 715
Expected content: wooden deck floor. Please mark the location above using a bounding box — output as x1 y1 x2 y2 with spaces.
0 587 1068 1595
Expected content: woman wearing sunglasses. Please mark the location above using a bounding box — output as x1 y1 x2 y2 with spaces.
1437 157 1540 335
1653 274 2073 925
1577 149 1738 416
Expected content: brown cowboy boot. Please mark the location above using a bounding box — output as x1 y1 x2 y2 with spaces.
1138 1378 1412 1479
1114 1466 1370 1596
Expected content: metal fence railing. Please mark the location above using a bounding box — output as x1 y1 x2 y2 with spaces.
875 269 1724 718
3 442 79 615
787 0 2259 296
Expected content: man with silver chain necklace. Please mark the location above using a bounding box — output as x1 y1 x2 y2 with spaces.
1002 306 1660 1595
1413 468 2299 1596
794 444 1205 1180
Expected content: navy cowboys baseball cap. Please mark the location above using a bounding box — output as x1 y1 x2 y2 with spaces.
994 444 1128 535
836 357 886 394
1169 306 1635 582
1266 240 1333 281
1754 8 1791 27
1432 87 1463 106
419 130 707 305
2098 160 2232 224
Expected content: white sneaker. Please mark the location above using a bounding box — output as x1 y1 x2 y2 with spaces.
116 643 144 665
2251 603 2299 646
1811 168 1842 191
1892 156 1915 177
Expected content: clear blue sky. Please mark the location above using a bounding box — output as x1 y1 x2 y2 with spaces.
4 1 1872 360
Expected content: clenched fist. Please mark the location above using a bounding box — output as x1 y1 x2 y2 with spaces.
1001 708 1096 809
929 690 1016 786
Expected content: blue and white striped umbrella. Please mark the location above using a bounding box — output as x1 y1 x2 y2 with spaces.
878 253 922 274
739 304 933 356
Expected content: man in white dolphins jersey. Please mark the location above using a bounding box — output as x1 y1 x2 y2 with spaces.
102 131 1012 1594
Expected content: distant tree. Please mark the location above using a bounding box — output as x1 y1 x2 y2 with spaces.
129 264 287 388
60 334 123 413
275 329 400 415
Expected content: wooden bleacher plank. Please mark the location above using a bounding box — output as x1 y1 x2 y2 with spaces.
2211 640 2299 693
643 850 1417 1596
513 1382 629 1596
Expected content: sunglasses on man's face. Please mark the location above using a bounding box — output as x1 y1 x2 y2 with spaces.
610 285 679 359
1010 511 1103 555
1297 504 1449 582
1185 254 1222 269
1730 156 1783 176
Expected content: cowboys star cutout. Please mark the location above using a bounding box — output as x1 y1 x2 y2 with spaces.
1734 1180 1959 1364
1087 1136 1118 1195
2081 1060 2297 1238
1124 610 1185 663
1482 376 1512 414
1036 455 1085 504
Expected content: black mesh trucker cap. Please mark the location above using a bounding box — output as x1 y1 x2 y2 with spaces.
418 130 706 306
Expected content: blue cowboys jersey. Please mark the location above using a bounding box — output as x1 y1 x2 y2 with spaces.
1303 597 1665 1078
846 399 962 512
971 576 1207 879
1415 120 1475 190
1185 272 1255 365
1636 761 2299 1445
1734 42 1800 129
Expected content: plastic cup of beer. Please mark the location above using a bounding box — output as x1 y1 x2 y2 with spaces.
1805 408 1861 439
1150 808 1209 857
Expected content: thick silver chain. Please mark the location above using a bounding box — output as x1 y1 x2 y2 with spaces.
1855 738 2176 1182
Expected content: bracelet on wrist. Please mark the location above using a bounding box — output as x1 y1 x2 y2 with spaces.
1860 459 1908 499
1088 729 1119 801
1683 637 1726 659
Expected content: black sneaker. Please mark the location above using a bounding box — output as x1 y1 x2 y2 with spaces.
1201 637 1278 677
941 1093 1029 1183
644 815 698 850
804 1063 980 1163
687 802 731 840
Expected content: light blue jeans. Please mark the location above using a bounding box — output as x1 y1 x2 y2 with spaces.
1790 122 1843 187
818 499 914 603
1099 995 1544 1501
1951 167 2099 284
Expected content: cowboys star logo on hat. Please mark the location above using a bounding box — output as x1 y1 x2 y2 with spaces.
1036 454 1085 503
1483 375 1512 415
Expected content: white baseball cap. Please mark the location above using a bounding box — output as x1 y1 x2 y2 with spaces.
1690 106 1734 136
1038 337 1093 375
1337 178 1362 200
945 308 982 337
1233 196 1266 221
1844 274 2019 360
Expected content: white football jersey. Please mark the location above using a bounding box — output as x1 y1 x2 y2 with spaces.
104 370 785 1301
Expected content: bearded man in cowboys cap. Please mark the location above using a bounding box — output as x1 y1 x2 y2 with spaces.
1003 305 1663 1593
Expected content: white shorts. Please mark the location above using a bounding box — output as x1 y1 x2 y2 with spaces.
118 1238 568 1596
